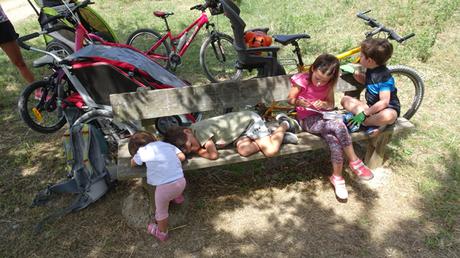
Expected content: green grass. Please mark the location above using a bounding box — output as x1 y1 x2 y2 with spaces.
1 0 459 256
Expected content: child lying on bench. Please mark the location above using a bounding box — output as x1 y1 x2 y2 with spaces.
164 111 299 159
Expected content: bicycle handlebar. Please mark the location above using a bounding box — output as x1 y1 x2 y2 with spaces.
356 10 415 43
17 25 74 51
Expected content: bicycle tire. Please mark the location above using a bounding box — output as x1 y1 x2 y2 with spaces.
388 65 424 120
18 80 66 133
126 28 171 68
46 39 74 58
200 32 242 82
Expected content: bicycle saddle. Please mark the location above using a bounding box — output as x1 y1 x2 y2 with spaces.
272 34 310 45
153 11 174 18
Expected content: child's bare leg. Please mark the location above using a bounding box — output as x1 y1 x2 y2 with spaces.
236 136 260 157
363 108 398 127
157 218 168 233
343 145 359 163
254 124 287 157
332 162 343 177
341 96 368 114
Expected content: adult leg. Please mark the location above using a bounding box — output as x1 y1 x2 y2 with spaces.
0 41 35 83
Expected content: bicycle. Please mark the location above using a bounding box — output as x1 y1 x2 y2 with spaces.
18 0 200 134
126 0 240 83
260 10 424 121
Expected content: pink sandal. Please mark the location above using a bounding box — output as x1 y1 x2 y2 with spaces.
147 223 168 242
329 176 348 200
349 159 374 180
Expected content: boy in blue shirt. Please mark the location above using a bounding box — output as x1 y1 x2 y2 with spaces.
341 38 400 136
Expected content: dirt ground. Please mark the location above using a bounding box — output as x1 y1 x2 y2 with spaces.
1 2 459 258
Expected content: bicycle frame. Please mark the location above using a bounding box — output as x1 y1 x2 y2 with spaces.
146 12 210 61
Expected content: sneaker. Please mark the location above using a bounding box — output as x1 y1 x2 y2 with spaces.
349 159 374 180
364 126 379 136
147 223 168 242
275 113 300 133
329 175 348 200
172 194 184 204
282 132 299 144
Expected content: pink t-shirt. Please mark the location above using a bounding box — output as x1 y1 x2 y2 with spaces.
291 72 332 120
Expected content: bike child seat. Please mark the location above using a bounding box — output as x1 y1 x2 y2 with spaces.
220 0 284 77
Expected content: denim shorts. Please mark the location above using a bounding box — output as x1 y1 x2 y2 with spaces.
0 21 19 44
242 111 271 140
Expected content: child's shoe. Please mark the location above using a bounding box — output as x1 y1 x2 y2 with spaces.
349 159 373 180
282 132 299 144
276 113 300 133
147 223 168 242
172 194 184 204
364 126 379 136
343 112 360 133
329 175 348 200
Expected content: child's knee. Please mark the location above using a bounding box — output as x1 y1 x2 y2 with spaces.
340 96 352 106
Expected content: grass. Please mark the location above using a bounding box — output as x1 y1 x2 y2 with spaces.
1 0 460 257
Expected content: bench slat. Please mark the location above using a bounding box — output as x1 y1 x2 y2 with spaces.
110 75 292 122
113 118 414 180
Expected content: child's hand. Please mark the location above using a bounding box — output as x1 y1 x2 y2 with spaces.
353 71 365 84
312 100 330 110
348 111 366 128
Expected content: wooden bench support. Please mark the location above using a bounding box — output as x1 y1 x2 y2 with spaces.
364 133 393 169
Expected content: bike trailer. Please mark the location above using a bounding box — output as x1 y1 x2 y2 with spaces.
64 44 189 107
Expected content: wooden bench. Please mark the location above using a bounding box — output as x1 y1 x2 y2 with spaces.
110 75 415 180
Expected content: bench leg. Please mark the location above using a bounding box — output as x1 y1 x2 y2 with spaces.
364 133 392 169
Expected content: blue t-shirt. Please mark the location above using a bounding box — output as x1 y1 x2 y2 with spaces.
0 5 9 23
365 65 401 115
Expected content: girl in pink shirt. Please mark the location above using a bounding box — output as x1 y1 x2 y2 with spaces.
287 54 373 200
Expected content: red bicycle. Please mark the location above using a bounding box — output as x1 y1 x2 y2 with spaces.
126 0 241 82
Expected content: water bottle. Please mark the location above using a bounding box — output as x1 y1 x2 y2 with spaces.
177 32 189 50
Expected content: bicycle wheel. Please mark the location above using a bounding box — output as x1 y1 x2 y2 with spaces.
200 32 242 82
18 80 66 133
126 28 171 68
388 65 424 120
46 39 74 58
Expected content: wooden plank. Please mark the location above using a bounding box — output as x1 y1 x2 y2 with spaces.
110 75 292 122
113 118 415 180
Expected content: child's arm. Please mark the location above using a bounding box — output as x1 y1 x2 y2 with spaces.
353 71 366 85
287 84 312 107
196 139 219 160
130 158 140 167
177 152 186 162
365 90 391 116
